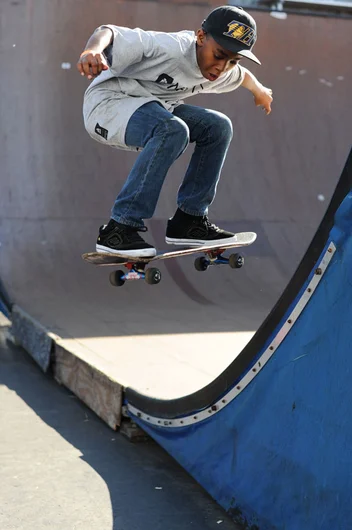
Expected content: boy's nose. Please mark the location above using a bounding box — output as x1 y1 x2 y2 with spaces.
215 61 227 75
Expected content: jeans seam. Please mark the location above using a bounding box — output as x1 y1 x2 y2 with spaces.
178 126 211 214
118 119 171 223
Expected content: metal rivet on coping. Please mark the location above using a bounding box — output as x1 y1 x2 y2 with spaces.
212 405 218 411
237 386 241 390
288 319 292 324
252 368 257 372
222 399 226 404
315 268 322 275
307 288 312 293
270 346 274 351
137 412 141 418
328 248 332 253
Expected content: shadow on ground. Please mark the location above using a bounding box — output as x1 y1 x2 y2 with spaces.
0 327 241 530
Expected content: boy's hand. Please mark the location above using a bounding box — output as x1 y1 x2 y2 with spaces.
253 85 273 115
77 50 109 80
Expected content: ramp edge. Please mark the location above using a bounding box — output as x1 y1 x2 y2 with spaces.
6 305 123 429
54 343 123 430
11 305 55 372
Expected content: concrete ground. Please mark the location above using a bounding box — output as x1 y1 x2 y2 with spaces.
0 325 240 530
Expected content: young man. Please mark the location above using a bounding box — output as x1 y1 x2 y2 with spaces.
77 5 273 257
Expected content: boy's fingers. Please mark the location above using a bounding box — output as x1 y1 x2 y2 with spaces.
98 55 109 71
82 61 93 77
80 61 96 79
90 59 99 76
76 62 84 75
77 52 109 78
86 55 100 76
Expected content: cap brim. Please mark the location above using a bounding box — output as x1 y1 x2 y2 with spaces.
211 34 261 65
237 49 261 66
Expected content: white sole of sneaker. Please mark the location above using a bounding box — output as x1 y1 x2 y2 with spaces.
165 235 238 247
96 244 157 258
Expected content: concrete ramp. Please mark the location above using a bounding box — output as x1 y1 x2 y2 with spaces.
1 0 352 527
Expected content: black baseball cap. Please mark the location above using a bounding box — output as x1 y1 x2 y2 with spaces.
202 5 261 65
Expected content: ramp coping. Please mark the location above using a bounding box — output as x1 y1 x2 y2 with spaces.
128 242 336 427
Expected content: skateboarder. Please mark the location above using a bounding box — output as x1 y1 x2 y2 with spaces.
77 5 273 257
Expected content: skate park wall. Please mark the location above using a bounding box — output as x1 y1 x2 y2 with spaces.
0 0 352 528
0 1 350 344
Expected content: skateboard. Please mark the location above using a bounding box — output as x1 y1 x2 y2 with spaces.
82 231 257 287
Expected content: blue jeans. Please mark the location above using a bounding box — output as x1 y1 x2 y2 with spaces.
112 102 233 228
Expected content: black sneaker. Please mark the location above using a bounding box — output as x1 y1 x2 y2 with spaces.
96 219 156 257
165 210 237 246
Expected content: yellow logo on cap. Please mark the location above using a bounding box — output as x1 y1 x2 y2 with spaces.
223 21 256 46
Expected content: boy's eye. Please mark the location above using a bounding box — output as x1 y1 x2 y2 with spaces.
214 54 240 65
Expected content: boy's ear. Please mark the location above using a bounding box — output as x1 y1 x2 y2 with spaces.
196 29 207 46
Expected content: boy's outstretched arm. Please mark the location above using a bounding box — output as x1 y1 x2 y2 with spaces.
77 27 113 80
241 68 273 115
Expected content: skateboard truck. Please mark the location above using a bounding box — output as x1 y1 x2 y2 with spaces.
109 262 161 287
194 250 244 272
109 251 244 287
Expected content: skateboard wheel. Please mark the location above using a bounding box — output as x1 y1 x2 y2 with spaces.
109 270 125 287
229 253 244 269
194 257 208 272
145 267 161 285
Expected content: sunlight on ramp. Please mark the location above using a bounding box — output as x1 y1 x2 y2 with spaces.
59 331 255 398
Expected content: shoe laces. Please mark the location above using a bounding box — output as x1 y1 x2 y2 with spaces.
200 216 220 232
121 224 148 243
122 225 148 237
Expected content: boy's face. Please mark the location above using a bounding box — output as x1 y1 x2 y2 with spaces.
196 29 242 82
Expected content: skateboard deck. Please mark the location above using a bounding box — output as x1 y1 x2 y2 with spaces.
83 232 257 266
82 231 257 286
